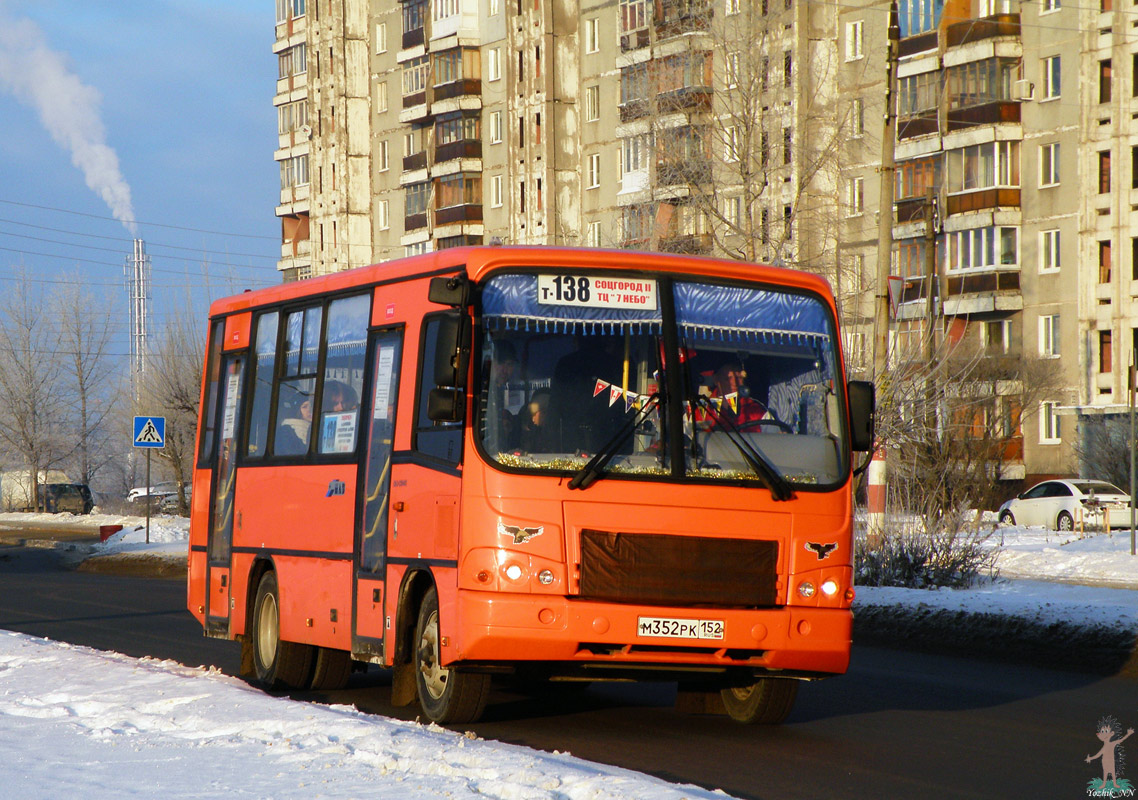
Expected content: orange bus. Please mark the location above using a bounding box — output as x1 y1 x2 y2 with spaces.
187 246 874 725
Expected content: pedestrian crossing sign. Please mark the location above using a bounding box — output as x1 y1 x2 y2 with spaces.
133 416 166 448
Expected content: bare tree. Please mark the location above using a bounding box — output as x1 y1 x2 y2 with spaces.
137 313 204 515
52 277 119 486
0 273 69 510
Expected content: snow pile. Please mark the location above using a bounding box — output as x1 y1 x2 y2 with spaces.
0 631 727 799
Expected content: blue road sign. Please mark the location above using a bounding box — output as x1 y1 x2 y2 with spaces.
133 416 166 448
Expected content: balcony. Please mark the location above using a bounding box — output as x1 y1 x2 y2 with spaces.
434 140 481 164
403 26 424 50
946 101 1020 133
433 78 481 102
405 212 428 231
403 151 427 172
619 99 650 123
655 0 711 39
621 28 650 52
435 204 483 225
899 30 937 58
659 233 712 255
895 197 933 224
945 14 1021 48
945 188 1020 215
898 113 938 141
657 158 712 186
656 86 713 114
947 269 1019 296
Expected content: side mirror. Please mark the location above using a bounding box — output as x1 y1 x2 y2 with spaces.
427 387 465 422
432 313 470 388
429 274 470 306
847 380 875 452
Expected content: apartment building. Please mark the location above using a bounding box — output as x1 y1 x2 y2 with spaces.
840 0 1137 483
273 0 849 283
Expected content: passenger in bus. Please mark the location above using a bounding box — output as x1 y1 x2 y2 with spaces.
697 361 767 431
276 397 312 455
323 380 359 413
552 336 626 453
519 389 557 453
486 341 521 450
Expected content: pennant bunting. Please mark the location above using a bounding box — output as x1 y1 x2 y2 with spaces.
593 379 609 398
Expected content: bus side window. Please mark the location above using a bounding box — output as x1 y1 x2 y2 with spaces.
317 294 369 455
244 311 279 459
415 313 464 463
272 306 322 457
196 321 226 466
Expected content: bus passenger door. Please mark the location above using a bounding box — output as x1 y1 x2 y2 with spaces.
205 353 245 635
353 328 403 660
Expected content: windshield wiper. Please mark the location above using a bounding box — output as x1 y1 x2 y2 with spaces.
568 393 660 490
693 396 794 502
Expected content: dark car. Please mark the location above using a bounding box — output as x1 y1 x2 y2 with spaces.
38 483 94 514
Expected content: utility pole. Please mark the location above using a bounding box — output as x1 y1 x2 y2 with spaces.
868 0 900 543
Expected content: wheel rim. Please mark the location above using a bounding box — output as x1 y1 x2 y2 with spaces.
418 609 448 700
1059 514 1072 531
256 592 279 668
727 685 754 702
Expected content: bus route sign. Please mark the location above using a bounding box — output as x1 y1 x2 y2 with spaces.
133 416 166 449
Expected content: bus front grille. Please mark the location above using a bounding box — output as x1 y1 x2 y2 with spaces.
578 530 778 607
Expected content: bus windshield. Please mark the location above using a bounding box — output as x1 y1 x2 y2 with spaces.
477 272 846 487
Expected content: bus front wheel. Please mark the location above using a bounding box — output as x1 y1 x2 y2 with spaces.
414 586 490 724
250 571 314 690
720 678 798 724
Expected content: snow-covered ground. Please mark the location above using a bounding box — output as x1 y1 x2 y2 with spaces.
0 511 1136 797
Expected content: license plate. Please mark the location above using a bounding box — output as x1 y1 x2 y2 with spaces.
637 616 724 640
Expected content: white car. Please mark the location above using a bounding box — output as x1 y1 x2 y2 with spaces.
997 479 1131 532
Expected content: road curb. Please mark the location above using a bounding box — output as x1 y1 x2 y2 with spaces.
854 602 1138 678
76 553 187 580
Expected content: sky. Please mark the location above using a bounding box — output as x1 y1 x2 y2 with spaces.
1 512 1137 796
0 0 283 362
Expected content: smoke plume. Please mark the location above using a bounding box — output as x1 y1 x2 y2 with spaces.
0 8 138 235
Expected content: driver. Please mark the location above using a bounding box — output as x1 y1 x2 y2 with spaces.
697 361 767 430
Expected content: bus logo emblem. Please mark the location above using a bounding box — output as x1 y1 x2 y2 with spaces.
805 542 837 560
498 521 543 544
326 480 346 497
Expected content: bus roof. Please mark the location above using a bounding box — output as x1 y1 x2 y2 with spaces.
208 246 835 319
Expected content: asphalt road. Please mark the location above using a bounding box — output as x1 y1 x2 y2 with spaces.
1 538 1135 799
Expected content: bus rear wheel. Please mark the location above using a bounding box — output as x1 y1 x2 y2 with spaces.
720 678 798 724
414 586 490 724
309 647 353 691
251 571 314 690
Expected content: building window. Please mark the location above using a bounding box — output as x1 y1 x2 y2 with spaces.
946 58 1020 110
489 111 502 144
278 44 307 78
945 141 1020 193
1039 314 1060 358
377 200 390 230
851 98 864 137
1040 142 1060 186
1041 56 1060 99
725 126 740 162
1099 150 1111 193
434 172 481 209
488 48 501 82
725 52 740 89
376 22 387 54
945 227 1019 271
375 81 388 114
490 0 499 13
1039 401 1061 444
402 56 429 96
277 100 308 135
378 140 389 171
1040 229 1061 272
845 21 864 61
585 18 600 53
276 0 306 23
620 0 649 34
983 320 1011 355
726 0 740 14
895 157 941 201
1100 59 1112 103
1041 0 1060 12
847 176 864 215
580 220 599 246
782 127 792 165
725 196 742 228
783 51 792 88
432 0 458 22
1100 330 1113 373
280 154 309 189
490 175 503 208
585 85 600 122
587 153 601 189
1100 240 1112 283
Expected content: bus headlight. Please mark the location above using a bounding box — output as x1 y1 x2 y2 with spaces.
820 579 839 597
537 569 554 585
797 581 816 598
504 564 524 581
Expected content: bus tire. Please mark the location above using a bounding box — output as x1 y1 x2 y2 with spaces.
414 586 490 724
720 678 798 724
309 647 353 691
251 571 314 690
